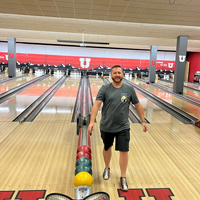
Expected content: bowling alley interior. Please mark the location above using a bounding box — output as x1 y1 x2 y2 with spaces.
0 0 200 199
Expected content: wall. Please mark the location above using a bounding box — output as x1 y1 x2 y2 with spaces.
0 42 176 70
187 52 200 82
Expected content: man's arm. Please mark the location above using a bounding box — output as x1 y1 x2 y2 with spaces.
134 102 148 132
88 100 102 133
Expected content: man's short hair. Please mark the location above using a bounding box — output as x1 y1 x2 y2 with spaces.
111 65 122 71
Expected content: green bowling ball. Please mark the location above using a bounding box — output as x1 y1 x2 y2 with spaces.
75 157 92 168
75 164 92 176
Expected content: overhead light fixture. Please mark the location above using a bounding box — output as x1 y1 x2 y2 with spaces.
57 28 109 46
169 0 175 4
57 40 109 45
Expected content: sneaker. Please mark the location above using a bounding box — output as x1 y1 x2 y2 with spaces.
103 168 110 180
120 177 128 191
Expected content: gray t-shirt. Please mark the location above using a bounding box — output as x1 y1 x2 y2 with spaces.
96 83 139 132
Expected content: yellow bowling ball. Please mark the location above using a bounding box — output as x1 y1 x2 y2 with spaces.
74 171 93 187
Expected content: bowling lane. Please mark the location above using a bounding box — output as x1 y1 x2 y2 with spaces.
184 82 200 99
34 75 107 123
156 80 200 100
89 76 105 99
185 82 200 89
0 73 37 94
132 78 200 119
0 75 61 122
0 73 7 79
34 75 82 122
0 121 19 143
0 120 77 199
33 74 189 125
1 75 199 200
0 70 24 82
89 78 200 199
0 69 9 79
136 92 182 125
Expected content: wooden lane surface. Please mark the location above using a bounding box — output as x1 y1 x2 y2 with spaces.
137 94 183 125
92 116 200 199
0 74 36 94
0 75 60 122
34 76 81 122
89 77 199 199
185 82 200 90
0 76 199 199
148 124 200 193
130 79 184 124
0 121 19 143
89 76 105 97
0 73 35 94
0 121 77 198
131 78 200 119
0 73 7 79
34 76 103 123
157 80 200 100
1 119 199 199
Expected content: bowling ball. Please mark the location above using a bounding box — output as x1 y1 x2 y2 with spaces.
75 164 92 176
74 172 93 187
77 145 91 154
76 157 92 168
76 151 92 161
146 81 149 84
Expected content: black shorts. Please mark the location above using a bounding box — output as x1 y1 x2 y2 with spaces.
100 129 130 152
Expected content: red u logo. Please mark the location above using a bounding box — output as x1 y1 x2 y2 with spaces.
152 61 156 65
9 53 14 58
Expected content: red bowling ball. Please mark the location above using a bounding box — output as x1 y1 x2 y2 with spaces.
76 151 92 161
77 145 91 154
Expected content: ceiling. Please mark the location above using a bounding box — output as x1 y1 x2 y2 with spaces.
1 0 200 51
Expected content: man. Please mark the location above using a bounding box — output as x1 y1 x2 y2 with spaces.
88 65 147 191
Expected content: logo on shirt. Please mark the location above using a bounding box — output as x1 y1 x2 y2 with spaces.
121 93 128 103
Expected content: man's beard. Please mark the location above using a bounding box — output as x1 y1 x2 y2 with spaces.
112 76 123 83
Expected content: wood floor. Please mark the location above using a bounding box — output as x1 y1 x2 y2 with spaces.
0 75 200 200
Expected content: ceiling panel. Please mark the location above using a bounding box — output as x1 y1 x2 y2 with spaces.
0 0 200 51
181 5 200 11
175 11 194 16
125 8 144 14
146 2 167 9
38 1 55 6
164 4 184 10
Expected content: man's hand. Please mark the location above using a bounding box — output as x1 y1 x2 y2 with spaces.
88 122 94 134
87 100 102 135
142 122 148 132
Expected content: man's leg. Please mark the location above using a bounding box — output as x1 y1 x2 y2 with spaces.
101 130 114 180
116 130 130 191
119 151 129 191
103 146 112 168
119 151 128 177
103 147 112 180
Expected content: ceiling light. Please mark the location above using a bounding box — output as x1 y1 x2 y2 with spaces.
57 40 109 45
